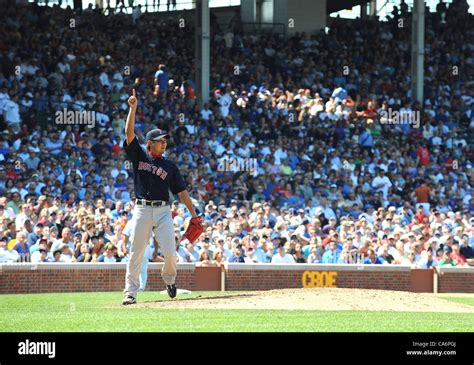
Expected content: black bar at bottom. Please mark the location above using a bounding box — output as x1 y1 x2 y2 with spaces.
0 332 472 364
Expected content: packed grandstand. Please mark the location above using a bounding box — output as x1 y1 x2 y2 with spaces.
0 0 472 267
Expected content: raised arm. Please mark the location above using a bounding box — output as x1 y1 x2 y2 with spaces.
125 89 137 144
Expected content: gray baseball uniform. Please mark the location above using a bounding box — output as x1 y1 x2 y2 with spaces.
122 135 186 299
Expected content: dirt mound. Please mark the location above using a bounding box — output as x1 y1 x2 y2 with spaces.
128 288 474 313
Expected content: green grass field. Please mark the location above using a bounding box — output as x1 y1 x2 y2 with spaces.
1 292 473 332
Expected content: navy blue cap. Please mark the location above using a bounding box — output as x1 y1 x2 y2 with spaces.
145 128 170 142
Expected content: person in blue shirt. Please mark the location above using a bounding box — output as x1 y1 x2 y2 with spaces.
28 223 43 246
358 127 373 156
363 248 384 264
322 242 340 264
154 64 169 97
285 190 305 210
399 206 413 225
255 238 273 263
228 245 245 263
348 203 362 220
331 86 348 103
110 201 123 221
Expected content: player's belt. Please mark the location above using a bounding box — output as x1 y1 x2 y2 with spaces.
135 199 170 207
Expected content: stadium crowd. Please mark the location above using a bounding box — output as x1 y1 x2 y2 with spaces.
0 0 473 269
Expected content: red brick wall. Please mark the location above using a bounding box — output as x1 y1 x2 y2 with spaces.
331 270 412 291
0 263 472 294
0 264 195 294
224 266 412 291
438 268 474 293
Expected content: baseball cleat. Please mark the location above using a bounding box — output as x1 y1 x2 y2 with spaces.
122 295 136 305
166 284 177 298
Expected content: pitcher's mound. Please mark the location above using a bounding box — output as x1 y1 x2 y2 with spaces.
131 288 474 313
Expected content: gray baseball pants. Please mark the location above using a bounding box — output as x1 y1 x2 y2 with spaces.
124 204 176 298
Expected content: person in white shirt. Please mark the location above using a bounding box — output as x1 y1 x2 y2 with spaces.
0 238 20 262
173 208 185 227
176 240 189 263
371 168 392 201
51 228 75 253
57 58 71 74
17 145 30 162
218 92 232 118
183 242 199 262
417 248 439 269
315 198 336 221
15 204 31 230
10 182 28 201
3 97 20 131
200 103 213 121
31 241 54 263
274 147 288 165
110 163 129 179
271 243 296 264
59 244 76 262
44 135 63 155
20 93 33 110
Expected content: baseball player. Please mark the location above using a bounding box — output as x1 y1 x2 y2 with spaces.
122 89 201 305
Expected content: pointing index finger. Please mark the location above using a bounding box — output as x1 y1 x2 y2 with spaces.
132 89 136 97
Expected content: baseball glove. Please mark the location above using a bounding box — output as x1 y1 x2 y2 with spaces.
181 216 203 244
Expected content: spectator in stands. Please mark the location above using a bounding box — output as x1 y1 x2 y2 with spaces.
37 248 52 263
307 244 321 264
378 243 395 264
91 237 105 262
363 248 384 265
183 242 199 263
213 249 224 266
198 250 217 266
411 179 433 214
51 227 74 253
244 247 259 263
77 243 92 263
53 249 61 262
154 64 169 98
12 231 30 262
0 236 19 262
29 239 51 263
229 244 245 263
28 223 43 247
271 242 295 264
321 242 340 264
417 247 439 269
58 244 76 263
450 242 468 267
459 234 474 265
439 248 457 267
401 250 417 267
101 243 118 263
292 243 306 263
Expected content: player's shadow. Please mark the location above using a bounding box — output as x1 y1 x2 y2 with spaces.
146 293 256 303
